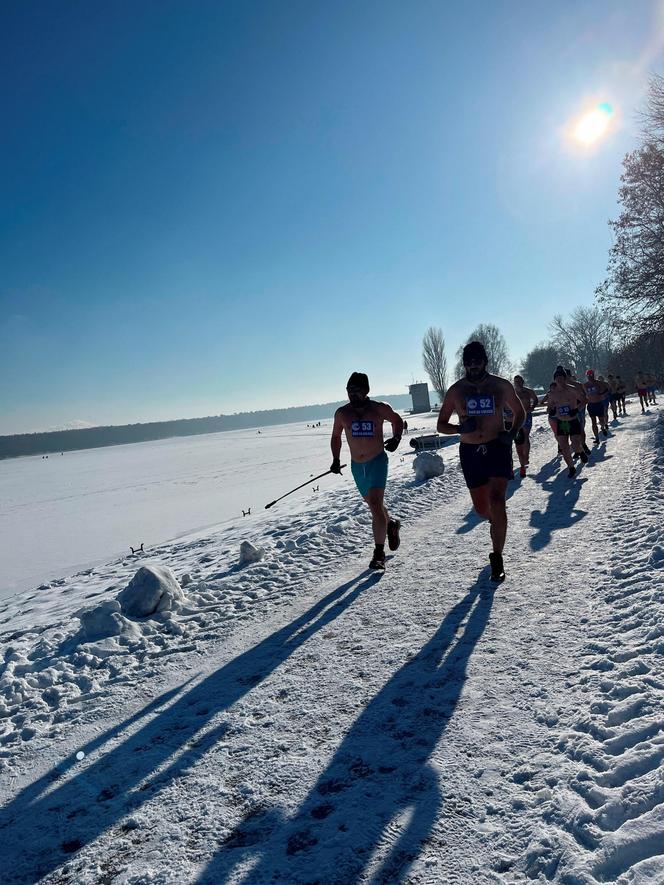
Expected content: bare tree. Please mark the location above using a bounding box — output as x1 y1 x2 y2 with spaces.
549 306 615 374
521 344 562 388
422 327 448 402
453 323 511 378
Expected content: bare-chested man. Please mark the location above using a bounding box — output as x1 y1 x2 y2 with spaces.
512 375 538 478
437 341 525 582
548 369 588 476
584 369 610 442
635 371 650 414
615 375 627 416
607 374 620 421
331 372 404 570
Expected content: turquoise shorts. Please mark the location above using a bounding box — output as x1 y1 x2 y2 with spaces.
351 451 388 498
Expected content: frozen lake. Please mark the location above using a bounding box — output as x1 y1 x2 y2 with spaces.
0 420 348 601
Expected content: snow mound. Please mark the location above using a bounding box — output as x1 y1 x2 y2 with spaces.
75 599 128 640
413 451 445 481
239 540 265 565
117 565 185 617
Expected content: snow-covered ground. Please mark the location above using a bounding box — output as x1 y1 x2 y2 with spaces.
1 403 663 884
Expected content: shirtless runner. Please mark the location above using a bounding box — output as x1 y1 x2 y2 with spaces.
512 375 539 478
437 341 525 582
330 372 404 570
548 369 588 477
584 369 610 442
634 371 650 414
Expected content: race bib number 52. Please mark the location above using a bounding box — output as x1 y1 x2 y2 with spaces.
351 420 375 437
465 395 495 416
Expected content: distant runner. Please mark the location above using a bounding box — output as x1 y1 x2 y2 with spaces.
437 341 525 582
547 369 588 477
512 375 538 478
607 374 619 421
635 371 650 414
646 372 658 406
584 369 610 442
615 375 627 416
330 372 404 571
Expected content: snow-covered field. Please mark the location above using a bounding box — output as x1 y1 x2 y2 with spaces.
1 404 663 884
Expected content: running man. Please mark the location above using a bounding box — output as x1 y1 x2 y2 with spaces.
607 374 619 421
512 375 539 477
437 341 525 582
635 370 650 414
646 372 658 405
616 375 627 416
330 372 404 570
547 369 588 477
564 368 591 457
584 370 610 441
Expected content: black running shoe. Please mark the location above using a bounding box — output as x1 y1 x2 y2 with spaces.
602 428 608 437
579 450 588 463
489 552 505 582
387 518 401 551
568 465 576 478
369 548 385 570
583 443 591 454
594 436 600 444
573 452 580 461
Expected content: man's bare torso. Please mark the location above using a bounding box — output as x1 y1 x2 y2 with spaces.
548 385 581 418
584 380 609 402
335 400 388 462
449 375 510 443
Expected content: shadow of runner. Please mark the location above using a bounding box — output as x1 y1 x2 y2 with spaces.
198 578 495 885
529 469 588 552
0 571 378 884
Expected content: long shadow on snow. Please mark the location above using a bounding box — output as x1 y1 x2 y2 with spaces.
0 571 378 884
198 577 495 885
529 467 588 552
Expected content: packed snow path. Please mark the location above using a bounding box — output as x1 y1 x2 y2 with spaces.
1 410 663 883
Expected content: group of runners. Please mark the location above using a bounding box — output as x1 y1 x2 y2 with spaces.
330 345 659 582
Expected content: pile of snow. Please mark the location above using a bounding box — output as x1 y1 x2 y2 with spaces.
412 451 446 481
239 540 265 565
117 564 185 617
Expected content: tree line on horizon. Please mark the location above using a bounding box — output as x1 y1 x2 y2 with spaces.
421 76 664 399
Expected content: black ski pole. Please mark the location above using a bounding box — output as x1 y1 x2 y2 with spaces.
265 466 346 509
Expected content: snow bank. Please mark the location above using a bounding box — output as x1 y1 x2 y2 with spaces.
239 541 265 565
412 451 445 481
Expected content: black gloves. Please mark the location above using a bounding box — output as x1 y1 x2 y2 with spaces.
384 437 401 452
458 417 477 434
330 458 343 474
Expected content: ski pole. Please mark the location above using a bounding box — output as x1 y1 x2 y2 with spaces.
265 466 346 509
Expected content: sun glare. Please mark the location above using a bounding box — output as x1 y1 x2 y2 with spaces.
572 103 614 146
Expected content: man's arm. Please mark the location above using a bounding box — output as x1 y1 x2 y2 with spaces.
330 409 344 460
437 388 460 434
377 402 404 451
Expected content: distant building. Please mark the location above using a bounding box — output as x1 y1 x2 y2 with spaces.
408 382 431 413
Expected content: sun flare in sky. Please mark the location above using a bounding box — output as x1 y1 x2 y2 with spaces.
572 102 614 146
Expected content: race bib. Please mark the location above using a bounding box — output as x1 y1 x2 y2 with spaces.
466 395 495 416
351 420 375 438
587 385 597 395
557 404 571 417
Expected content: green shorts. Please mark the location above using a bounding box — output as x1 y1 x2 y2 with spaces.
351 451 389 498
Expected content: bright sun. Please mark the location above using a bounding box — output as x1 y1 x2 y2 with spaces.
572 102 614 146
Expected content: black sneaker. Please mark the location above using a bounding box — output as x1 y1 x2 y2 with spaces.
579 450 588 463
568 465 576 478
489 552 505 582
602 428 608 437
583 443 591 454
387 518 401 551
573 452 580 461
369 548 385 570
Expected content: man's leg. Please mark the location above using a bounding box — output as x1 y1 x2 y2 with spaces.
365 488 388 546
557 435 574 469
487 477 509 554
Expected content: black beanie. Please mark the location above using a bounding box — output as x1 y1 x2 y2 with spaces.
462 341 488 365
347 372 369 390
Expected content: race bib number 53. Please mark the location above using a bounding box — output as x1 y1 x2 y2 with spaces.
351 420 375 437
466 395 495 416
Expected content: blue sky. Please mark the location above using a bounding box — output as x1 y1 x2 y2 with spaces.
1 0 662 434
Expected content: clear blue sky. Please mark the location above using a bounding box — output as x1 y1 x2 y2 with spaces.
1 0 662 433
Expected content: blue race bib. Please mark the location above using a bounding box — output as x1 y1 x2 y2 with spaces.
351 420 375 438
466 395 495 416
558 404 570 417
